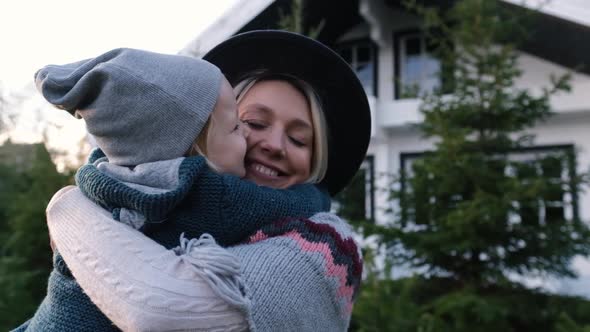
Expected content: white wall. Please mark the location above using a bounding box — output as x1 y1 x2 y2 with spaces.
516 53 590 114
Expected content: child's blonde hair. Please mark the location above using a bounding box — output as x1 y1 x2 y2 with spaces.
186 117 220 172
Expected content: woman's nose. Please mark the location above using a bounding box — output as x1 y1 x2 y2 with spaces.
260 130 286 157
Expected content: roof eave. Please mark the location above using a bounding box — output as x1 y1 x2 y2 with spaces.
179 0 275 57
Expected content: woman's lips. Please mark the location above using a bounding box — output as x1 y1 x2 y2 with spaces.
247 162 285 179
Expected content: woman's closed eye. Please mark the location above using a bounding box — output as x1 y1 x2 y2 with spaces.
243 120 266 130
289 136 306 147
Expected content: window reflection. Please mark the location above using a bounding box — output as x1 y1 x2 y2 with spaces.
398 34 441 98
337 41 377 96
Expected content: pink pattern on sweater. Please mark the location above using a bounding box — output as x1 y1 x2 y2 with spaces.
283 230 355 317
248 230 269 243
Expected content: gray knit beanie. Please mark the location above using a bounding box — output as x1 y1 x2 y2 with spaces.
35 48 222 166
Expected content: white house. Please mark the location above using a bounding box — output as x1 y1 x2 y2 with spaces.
182 0 590 296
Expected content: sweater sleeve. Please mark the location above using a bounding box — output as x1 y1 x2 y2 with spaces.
46 186 250 332
77 152 332 246
184 170 333 245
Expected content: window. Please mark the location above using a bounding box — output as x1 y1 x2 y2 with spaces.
334 156 375 222
510 152 572 224
399 145 578 224
337 40 378 97
394 31 445 99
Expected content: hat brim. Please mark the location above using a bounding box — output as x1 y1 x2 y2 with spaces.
203 30 371 196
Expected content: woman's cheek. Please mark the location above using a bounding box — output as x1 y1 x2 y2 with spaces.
295 148 313 177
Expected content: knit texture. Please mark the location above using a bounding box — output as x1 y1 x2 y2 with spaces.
39 185 362 331
12 254 119 332
35 48 222 166
78 149 331 247
17 149 331 331
234 213 363 331
42 187 249 332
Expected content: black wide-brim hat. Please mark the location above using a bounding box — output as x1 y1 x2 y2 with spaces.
203 30 371 196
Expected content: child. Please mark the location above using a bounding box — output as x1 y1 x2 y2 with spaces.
17 48 330 331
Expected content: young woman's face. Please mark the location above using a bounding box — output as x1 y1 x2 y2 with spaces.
238 80 313 188
206 76 249 177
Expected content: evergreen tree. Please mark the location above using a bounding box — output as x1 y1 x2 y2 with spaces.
0 144 72 330
277 0 324 39
393 0 589 289
353 0 590 330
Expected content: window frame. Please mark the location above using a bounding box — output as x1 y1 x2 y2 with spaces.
333 155 376 223
393 29 451 100
336 38 379 97
399 144 579 224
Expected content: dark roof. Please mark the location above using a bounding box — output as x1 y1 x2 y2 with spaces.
236 0 363 47
513 3 590 75
386 0 590 75
240 0 590 75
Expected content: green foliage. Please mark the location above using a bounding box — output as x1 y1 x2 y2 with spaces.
353 0 590 330
384 0 589 283
335 168 369 223
351 249 421 332
0 144 72 330
351 271 590 332
555 312 590 332
277 0 324 39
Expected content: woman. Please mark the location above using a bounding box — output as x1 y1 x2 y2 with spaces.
39 30 370 331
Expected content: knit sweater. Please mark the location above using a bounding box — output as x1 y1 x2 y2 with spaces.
14 149 331 332
78 148 331 247
43 187 363 331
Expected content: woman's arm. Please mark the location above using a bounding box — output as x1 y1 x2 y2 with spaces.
48 187 362 331
46 186 250 332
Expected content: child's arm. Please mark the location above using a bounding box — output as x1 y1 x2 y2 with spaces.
77 151 331 246
174 163 332 245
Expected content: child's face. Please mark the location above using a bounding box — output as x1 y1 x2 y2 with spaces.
205 77 249 177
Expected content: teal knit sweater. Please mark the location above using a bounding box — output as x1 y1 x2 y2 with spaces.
14 149 330 331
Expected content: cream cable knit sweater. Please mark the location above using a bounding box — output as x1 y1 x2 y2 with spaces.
46 186 248 332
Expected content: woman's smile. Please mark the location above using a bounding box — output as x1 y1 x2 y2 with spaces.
238 80 313 188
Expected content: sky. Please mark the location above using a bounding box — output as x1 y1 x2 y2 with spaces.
1 0 239 90
0 0 239 168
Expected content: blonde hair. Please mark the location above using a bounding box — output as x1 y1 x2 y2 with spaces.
186 116 221 172
233 72 329 184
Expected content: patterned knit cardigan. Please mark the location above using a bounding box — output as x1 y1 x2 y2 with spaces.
14 149 355 332
235 214 363 331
